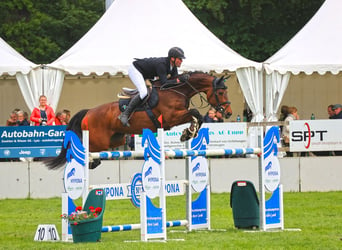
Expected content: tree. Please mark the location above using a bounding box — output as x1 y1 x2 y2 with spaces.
0 0 324 63
0 0 104 64
184 0 324 61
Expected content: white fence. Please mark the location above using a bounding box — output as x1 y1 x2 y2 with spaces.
1 156 342 199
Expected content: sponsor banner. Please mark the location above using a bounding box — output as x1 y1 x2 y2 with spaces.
264 155 281 192
290 120 342 152
135 122 247 151
0 125 66 158
265 186 281 225
91 180 186 201
142 158 161 199
191 156 208 192
263 126 282 228
191 190 208 226
146 197 163 234
64 159 85 200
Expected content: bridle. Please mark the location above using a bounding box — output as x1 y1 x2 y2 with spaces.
159 73 231 115
210 76 231 115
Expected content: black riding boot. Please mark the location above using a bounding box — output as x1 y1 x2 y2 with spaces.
118 95 143 127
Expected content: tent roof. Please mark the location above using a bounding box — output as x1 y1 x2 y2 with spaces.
264 0 342 75
0 37 37 76
49 0 261 76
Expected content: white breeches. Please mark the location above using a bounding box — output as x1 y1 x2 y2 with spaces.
128 64 147 99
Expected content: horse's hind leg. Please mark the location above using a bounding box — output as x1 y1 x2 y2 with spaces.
180 109 203 142
110 132 126 148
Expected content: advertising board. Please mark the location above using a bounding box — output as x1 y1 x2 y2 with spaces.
0 125 66 158
290 120 342 152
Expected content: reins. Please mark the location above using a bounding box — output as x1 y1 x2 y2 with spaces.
159 80 210 109
157 73 230 112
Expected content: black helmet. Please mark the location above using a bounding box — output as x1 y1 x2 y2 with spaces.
168 47 185 59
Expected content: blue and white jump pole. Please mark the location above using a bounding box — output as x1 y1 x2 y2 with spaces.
61 125 284 242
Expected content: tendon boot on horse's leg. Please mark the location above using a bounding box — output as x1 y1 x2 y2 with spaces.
118 95 143 127
180 116 199 141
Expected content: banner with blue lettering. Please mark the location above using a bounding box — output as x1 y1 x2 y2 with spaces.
0 126 66 158
190 128 209 227
141 129 164 236
263 126 283 229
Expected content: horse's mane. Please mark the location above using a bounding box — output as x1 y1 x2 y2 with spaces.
151 71 211 88
189 71 206 75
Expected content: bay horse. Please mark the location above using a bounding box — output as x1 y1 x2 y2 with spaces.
45 71 232 170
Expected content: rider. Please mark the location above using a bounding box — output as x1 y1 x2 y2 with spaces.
118 47 190 127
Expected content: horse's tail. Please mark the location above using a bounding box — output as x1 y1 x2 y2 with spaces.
44 109 89 170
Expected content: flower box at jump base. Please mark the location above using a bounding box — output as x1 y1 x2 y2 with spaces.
61 188 106 243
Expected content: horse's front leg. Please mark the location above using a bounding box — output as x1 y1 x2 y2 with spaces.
180 109 203 142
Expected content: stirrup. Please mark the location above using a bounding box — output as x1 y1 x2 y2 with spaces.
118 114 130 127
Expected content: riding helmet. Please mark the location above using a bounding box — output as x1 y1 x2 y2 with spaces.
168 47 186 59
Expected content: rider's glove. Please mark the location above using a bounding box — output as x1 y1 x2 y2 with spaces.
178 73 190 83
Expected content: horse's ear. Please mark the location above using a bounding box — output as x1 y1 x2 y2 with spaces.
216 76 224 85
223 75 231 81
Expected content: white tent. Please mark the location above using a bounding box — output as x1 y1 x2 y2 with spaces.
0 37 37 76
49 0 261 75
263 0 339 120
0 37 63 111
49 0 263 124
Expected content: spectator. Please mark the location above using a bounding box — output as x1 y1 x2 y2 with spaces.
279 105 289 134
279 105 289 121
6 110 18 126
243 107 253 122
55 111 67 125
315 106 334 156
327 104 334 119
63 109 71 124
282 106 299 157
203 107 219 123
30 95 55 126
331 104 342 119
215 110 224 122
329 104 342 156
24 111 29 121
16 110 30 126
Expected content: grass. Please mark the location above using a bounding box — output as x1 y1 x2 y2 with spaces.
0 192 342 249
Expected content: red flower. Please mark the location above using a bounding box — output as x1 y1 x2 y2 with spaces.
75 206 82 212
89 206 95 212
95 207 102 214
73 222 78 225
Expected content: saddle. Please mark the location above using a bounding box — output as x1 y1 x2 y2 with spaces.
118 87 159 112
118 87 161 128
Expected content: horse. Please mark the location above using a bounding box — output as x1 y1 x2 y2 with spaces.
45 71 232 170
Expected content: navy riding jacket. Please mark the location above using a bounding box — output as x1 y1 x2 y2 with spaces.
133 57 178 84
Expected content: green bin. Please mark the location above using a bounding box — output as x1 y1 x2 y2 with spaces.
71 188 106 243
71 218 103 243
230 180 259 229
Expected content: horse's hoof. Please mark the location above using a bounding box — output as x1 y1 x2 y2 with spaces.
180 130 190 142
180 134 187 142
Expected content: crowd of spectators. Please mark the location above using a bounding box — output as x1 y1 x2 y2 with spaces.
5 95 70 127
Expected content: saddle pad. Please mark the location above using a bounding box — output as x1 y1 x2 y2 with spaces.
119 88 159 112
